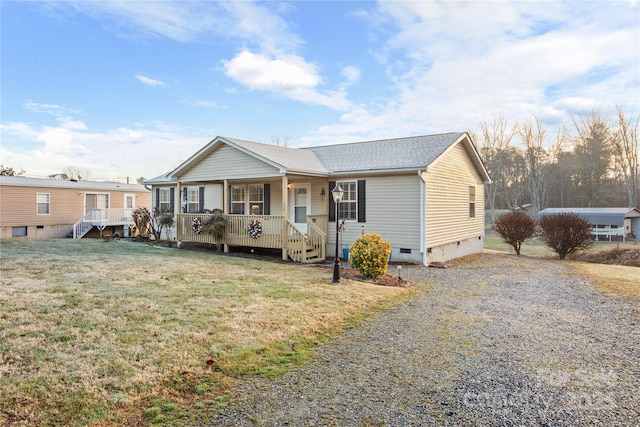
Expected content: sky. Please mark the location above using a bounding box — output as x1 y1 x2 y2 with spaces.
1 1 639 182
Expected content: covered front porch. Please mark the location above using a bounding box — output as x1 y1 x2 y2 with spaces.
176 213 328 263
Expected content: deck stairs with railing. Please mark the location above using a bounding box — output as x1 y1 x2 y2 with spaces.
72 208 134 239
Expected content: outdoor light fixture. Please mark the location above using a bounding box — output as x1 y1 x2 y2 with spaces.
397 265 402 281
331 184 344 283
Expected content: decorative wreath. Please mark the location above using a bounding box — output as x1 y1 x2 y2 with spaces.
247 219 262 239
192 217 203 234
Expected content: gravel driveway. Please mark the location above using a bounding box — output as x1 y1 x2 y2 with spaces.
209 253 639 426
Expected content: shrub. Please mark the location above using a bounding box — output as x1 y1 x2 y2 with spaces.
349 233 391 279
539 213 592 260
130 207 174 241
494 211 537 255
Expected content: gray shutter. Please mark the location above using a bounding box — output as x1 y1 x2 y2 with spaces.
155 188 160 211
357 180 366 223
169 188 175 213
264 184 270 215
328 181 336 222
199 187 205 212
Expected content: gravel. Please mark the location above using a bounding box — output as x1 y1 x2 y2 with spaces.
207 253 639 426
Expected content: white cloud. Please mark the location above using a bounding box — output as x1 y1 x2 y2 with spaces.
1 119 206 180
223 50 353 111
303 1 639 145
135 74 166 87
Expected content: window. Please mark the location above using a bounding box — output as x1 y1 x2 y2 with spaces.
469 186 476 218
12 226 27 237
187 187 200 213
125 194 134 209
157 188 172 212
336 180 357 221
249 185 264 215
231 185 245 214
37 193 50 215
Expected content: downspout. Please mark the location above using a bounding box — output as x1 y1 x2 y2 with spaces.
419 169 427 266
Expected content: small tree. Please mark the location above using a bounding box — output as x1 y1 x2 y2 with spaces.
203 209 227 250
494 211 537 255
131 207 174 241
539 213 592 260
349 233 391 279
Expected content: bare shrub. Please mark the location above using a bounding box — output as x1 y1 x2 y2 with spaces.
494 212 537 255
131 207 174 241
539 213 592 260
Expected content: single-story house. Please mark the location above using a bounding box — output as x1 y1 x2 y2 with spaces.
146 132 491 265
0 176 151 239
537 207 640 242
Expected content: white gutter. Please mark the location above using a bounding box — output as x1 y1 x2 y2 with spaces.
419 169 427 266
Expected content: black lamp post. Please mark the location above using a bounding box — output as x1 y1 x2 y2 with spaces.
331 184 344 283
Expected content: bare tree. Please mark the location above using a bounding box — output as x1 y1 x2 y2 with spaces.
63 166 92 181
612 106 639 208
478 114 516 223
269 134 293 147
518 116 550 214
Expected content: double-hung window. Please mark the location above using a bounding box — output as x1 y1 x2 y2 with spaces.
469 186 476 218
231 185 246 214
336 180 357 221
249 185 264 215
37 193 50 215
187 187 200 213
159 189 171 211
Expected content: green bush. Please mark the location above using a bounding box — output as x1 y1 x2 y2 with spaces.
349 233 391 279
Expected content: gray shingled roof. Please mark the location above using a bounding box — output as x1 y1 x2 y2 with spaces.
0 175 148 191
225 137 327 174
303 132 465 173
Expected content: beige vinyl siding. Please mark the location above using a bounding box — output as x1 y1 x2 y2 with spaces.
203 184 223 211
424 143 485 248
329 174 421 250
180 145 280 181
0 185 151 227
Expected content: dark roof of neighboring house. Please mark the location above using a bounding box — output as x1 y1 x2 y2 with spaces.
0 176 149 191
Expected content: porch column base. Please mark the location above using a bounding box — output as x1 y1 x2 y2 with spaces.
224 243 229 253
282 248 287 261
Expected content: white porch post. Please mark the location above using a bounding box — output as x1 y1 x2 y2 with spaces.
175 181 181 242
223 179 229 253
282 175 288 260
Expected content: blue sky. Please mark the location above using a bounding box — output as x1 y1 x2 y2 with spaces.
1 1 638 181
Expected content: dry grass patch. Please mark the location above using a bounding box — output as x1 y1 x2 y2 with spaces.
0 239 412 426
572 262 640 298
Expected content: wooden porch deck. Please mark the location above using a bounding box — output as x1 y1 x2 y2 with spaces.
176 214 327 263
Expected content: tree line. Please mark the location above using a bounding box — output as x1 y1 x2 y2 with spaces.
473 106 639 223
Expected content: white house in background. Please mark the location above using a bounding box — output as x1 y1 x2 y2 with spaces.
538 207 640 242
146 132 491 265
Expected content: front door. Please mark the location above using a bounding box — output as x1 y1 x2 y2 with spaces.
289 184 311 234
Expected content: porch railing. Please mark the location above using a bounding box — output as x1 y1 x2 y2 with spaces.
73 208 133 238
176 213 327 262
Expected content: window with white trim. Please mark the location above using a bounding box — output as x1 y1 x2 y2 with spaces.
469 186 476 218
159 188 171 211
231 185 245 214
187 187 200 213
336 180 357 221
37 193 50 215
249 185 264 215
